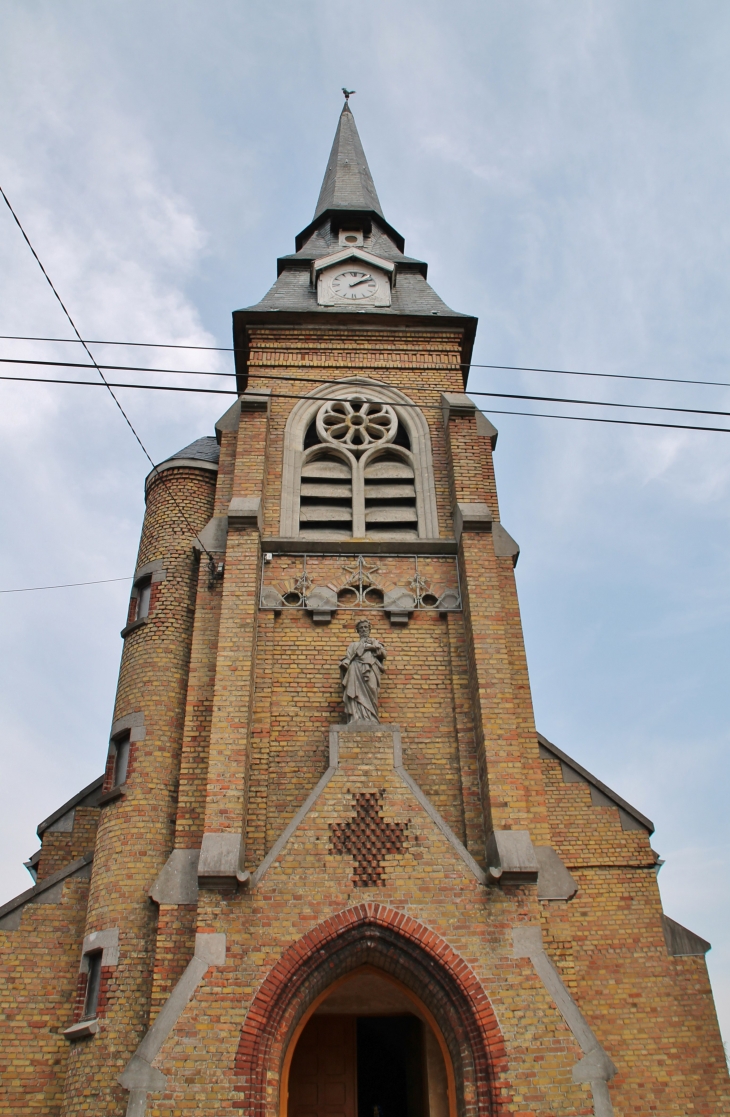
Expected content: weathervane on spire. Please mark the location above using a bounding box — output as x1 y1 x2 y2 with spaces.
342 88 356 102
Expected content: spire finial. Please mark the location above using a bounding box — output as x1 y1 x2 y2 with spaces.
342 87 356 102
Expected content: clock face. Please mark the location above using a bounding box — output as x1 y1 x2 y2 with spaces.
330 269 379 301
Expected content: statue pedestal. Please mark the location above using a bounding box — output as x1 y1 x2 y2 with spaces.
329 723 403 766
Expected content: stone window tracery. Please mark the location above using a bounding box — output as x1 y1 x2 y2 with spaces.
282 380 438 541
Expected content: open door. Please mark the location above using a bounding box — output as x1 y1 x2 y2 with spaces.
288 1015 357 1117
286 969 452 1117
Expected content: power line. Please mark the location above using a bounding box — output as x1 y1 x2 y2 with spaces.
6 364 730 422
0 332 235 353
0 576 131 595
0 373 235 395
0 186 215 563
2 372 730 434
478 407 730 434
2 332 730 392
5 357 730 421
0 355 234 378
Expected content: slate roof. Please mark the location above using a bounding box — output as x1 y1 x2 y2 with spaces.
314 102 384 219
277 220 425 270
163 436 220 465
249 266 460 319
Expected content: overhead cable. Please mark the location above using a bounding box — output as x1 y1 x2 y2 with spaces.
0 186 215 562
1 332 729 392
0 576 131 595
2 373 730 434
5 367 730 423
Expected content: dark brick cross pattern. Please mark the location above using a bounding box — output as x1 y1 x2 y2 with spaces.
330 790 408 887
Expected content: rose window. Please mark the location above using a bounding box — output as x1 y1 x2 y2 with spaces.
316 398 397 450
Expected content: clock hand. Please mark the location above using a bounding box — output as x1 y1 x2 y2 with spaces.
349 276 374 288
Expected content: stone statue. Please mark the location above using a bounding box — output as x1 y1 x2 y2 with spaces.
340 619 386 723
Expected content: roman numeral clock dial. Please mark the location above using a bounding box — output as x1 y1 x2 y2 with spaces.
330 269 378 300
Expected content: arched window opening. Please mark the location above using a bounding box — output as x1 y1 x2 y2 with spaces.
286 969 452 1117
280 379 440 540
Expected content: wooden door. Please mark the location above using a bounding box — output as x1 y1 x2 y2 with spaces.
288 1015 357 1117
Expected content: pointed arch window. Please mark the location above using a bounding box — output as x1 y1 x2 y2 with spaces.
281 380 439 541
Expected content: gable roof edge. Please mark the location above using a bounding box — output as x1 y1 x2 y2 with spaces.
537 732 654 834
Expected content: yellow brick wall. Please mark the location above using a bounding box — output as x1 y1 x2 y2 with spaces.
0 877 91 1116
62 465 216 1116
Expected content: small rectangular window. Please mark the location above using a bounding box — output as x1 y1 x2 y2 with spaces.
136 578 152 619
83 951 103 1019
112 735 130 787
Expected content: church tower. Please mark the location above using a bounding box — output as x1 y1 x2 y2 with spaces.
1 101 728 1117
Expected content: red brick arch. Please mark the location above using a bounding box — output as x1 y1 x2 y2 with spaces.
233 903 509 1117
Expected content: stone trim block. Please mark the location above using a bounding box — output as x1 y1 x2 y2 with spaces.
306 585 338 623
149 849 200 905
662 914 711 956
491 522 520 566
453 501 492 541
120 617 149 639
198 833 244 885
0 853 93 930
110 711 146 742
36 774 104 837
132 559 167 585
80 927 120 970
119 933 227 1116
228 496 263 532
486 830 539 884
239 389 271 411
215 398 242 441
45 808 75 833
193 515 229 554
441 392 498 447
512 925 617 1117
63 1018 99 1041
538 732 654 833
98 783 126 806
535 846 578 900
194 931 226 966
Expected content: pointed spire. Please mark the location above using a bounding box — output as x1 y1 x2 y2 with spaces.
313 102 384 220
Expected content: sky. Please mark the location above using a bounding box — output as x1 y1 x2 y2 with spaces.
0 0 729 1046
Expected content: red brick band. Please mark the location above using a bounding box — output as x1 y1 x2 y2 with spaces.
234 903 509 1117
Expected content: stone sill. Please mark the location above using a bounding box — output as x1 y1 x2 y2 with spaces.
64 1018 99 1041
120 616 148 639
99 784 126 806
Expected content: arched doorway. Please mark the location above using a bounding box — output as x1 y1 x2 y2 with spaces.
284 967 454 1117
234 904 508 1117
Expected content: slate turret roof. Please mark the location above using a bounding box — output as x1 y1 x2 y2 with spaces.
164 436 220 465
